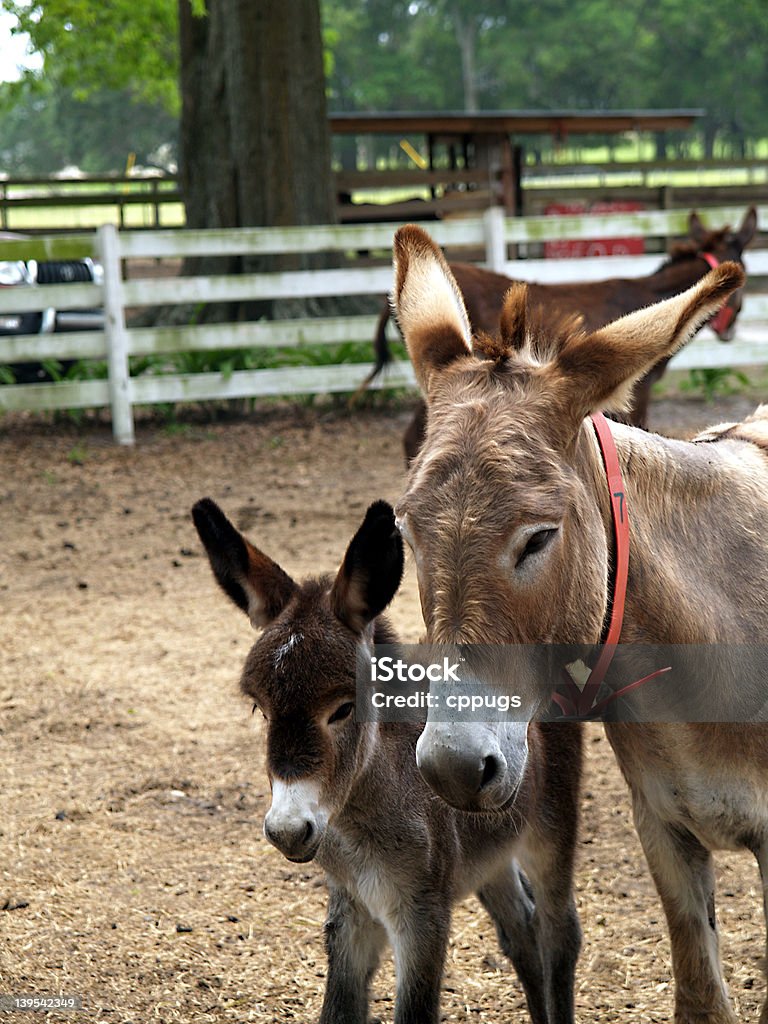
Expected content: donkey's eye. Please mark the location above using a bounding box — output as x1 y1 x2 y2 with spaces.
516 528 558 568
327 701 354 725
252 702 267 720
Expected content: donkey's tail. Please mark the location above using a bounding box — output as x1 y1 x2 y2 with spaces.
352 300 394 400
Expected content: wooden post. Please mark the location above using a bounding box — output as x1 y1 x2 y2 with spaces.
499 135 516 213
152 179 161 228
483 206 506 273
427 133 437 200
660 185 674 253
512 144 524 215
97 224 134 445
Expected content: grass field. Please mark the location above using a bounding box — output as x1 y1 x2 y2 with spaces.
4 201 185 232
1 178 185 232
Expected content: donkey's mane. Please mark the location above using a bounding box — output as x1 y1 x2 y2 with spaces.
472 305 587 368
270 573 398 645
292 574 333 608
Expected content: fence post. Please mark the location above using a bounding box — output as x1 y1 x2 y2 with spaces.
483 206 506 273
97 223 134 445
152 179 161 228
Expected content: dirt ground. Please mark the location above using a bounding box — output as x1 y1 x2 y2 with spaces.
1 392 766 1023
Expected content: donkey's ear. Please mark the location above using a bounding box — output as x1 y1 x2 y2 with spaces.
498 282 530 351
391 224 472 394
330 501 404 634
688 210 707 243
736 206 757 250
552 262 746 427
192 498 297 628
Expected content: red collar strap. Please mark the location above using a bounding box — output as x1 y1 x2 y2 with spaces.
590 411 629 653
700 252 736 335
551 413 669 719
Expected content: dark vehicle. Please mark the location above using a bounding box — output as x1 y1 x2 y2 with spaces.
0 235 104 382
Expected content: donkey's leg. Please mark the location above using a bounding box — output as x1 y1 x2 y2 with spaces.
631 797 736 1024
319 885 387 1024
522 844 582 1024
477 862 549 1024
757 842 768 1024
388 902 451 1024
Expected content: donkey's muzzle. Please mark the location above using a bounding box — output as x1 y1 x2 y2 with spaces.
264 816 320 862
264 777 327 862
416 723 516 811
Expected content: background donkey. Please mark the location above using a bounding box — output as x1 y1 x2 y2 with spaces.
389 224 768 1024
366 208 757 462
192 497 582 1024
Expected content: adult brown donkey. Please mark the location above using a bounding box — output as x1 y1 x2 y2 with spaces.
368 208 756 462
390 223 768 1024
192 497 582 1024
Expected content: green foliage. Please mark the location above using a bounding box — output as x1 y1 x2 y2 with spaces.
682 367 751 401
5 0 768 171
324 1 463 111
0 65 177 175
160 419 193 436
132 340 390 377
5 0 179 113
0 356 108 385
0 339 410 423
1 0 178 174
322 0 768 156
66 443 89 464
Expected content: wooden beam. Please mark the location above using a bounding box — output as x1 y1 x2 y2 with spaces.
329 109 702 137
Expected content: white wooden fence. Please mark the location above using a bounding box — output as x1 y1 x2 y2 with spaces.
1 205 767 444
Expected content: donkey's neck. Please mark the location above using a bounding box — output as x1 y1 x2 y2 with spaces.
648 255 708 301
593 421 768 644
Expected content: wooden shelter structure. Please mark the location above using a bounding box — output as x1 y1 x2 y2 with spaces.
330 109 703 219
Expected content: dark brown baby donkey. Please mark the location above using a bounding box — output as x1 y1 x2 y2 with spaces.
192 497 582 1024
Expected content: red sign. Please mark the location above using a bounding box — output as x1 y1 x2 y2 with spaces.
544 201 645 258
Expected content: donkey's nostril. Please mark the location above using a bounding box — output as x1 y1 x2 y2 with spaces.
264 820 279 846
264 816 317 857
479 754 500 791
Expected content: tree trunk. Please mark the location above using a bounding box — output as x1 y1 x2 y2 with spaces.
176 0 337 322
451 5 479 113
702 122 717 159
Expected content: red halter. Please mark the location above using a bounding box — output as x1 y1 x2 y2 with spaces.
700 252 736 336
551 413 670 719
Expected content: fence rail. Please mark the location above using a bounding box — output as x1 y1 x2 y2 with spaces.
3 162 768 232
1 205 767 444
0 174 182 232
